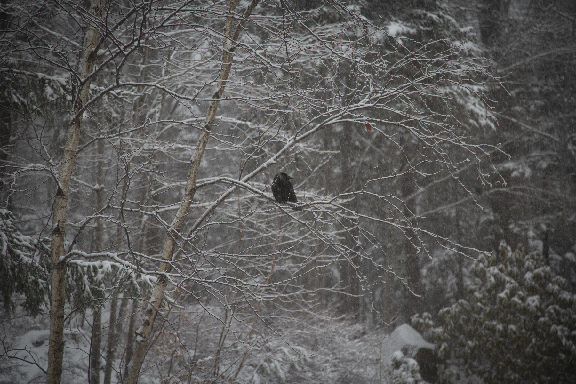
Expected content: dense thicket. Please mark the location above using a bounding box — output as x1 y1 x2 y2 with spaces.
414 242 576 383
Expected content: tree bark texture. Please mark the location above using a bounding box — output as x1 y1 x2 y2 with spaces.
106 146 130 384
102 286 120 384
401 157 422 320
124 1 261 382
89 306 102 384
0 72 11 205
89 112 106 384
46 0 104 383
338 122 361 317
123 297 138 379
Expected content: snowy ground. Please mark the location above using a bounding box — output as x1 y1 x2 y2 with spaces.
0 307 91 384
1 304 432 383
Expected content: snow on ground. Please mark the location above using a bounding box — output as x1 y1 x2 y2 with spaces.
2 304 434 384
381 323 435 361
1 307 90 384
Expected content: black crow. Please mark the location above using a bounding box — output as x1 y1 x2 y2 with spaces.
271 172 297 204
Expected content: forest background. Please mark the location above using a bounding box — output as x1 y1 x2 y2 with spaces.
1 0 575 383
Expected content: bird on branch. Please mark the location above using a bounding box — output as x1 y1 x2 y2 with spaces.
271 172 298 205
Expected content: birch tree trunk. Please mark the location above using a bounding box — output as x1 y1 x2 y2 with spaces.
124 1 261 382
46 0 104 382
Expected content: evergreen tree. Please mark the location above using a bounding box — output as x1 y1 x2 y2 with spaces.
414 241 576 383
0 209 50 316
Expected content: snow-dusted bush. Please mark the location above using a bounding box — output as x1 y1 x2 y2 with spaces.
0 209 50 316
388 350 422 384
414 241 576 383
250 343 311 384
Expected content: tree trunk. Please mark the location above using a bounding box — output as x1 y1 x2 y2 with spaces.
402 169 421 320
102 287 120 384
0 10 11 207
338 121 361 317
89 106 106 384
123 297 138 379
89 306 102 384
104 172 129 383
108 125 131 383
124 3 261 381
0 73 11 207
46 1 104 383
382 221 398 328
479 0 509 47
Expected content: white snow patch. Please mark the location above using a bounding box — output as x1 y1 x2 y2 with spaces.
499 161 532 179
386 21 416 37
2 328 89 384
372 30 386 43
452 40 483 55
391 350 405 363
381 324 435 360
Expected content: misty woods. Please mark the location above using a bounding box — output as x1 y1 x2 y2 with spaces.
1 1 575 383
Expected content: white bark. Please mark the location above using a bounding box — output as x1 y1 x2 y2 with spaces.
124 1 261 382
46 1 104 383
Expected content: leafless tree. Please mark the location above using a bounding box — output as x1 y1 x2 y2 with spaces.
1 1 500 382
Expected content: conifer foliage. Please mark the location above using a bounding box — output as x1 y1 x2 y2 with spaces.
0 209 50 316
415 242 576 383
